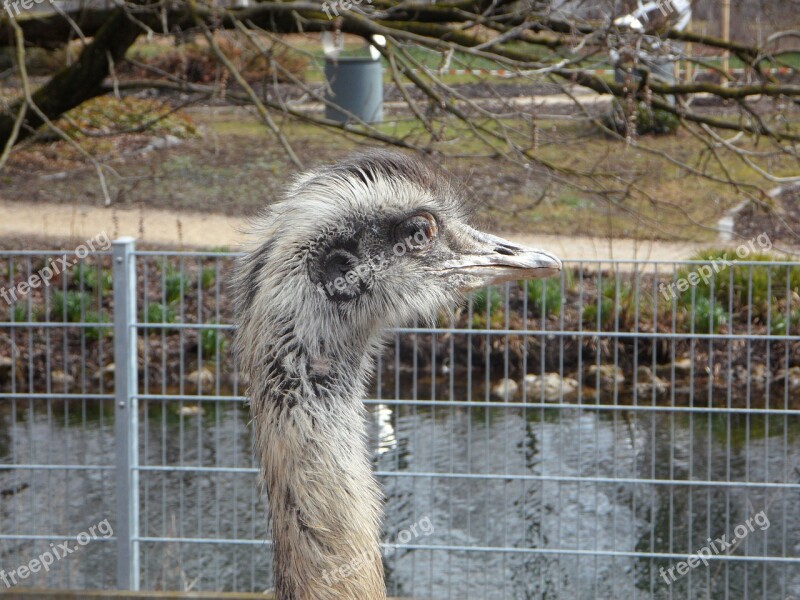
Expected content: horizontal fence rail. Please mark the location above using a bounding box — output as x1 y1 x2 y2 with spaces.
0 240 798 599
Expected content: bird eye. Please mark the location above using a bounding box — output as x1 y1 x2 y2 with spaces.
394 213 438 250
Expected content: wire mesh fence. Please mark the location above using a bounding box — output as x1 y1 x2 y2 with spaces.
0 241 798 599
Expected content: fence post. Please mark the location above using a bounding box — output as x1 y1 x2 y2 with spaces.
112 237 140 590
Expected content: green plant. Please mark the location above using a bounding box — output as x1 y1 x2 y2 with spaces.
74 263 112 294
582 278 637 330
677 250 800 322
85 311 111 340
582 294 614 329
691 296 728 333
770 309 800 336
143 302 176 324
525 277 565 317
11 304 28 322
163 267 189 304
12 302 44 323
470 286 505 329
50 291 91 322
472 287 503 314
200 328 226 359
200 267 217 290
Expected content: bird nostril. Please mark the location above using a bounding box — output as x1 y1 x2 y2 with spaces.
494 246 515 256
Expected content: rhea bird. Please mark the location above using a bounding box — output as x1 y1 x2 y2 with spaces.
233 151 561 600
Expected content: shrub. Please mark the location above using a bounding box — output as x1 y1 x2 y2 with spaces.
675 250 800 323
10 302 44 323
59 96 197 139
125 34 309 85
472 287 503 314
582 294 613 330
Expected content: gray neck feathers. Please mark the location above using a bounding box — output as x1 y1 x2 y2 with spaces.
248 321 387 600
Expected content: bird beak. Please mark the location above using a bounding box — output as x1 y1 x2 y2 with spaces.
440 225 562 290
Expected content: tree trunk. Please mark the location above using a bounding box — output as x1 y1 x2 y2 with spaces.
0 8 142 147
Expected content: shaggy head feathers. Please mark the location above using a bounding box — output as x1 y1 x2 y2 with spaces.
233 151 477 379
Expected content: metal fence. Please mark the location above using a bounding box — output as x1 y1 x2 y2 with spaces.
0 239 798 599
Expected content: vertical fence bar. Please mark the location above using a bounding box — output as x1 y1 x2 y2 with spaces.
113 237 140 590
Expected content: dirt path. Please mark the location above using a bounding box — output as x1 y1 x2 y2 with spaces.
0 199 789 261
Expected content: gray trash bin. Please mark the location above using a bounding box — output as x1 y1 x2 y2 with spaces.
324 56 383 124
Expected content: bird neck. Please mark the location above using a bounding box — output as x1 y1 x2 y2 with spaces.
251 333 386 600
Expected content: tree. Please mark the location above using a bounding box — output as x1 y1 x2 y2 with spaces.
1 0 798 227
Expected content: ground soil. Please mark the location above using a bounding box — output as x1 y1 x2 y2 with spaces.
734 184 800 247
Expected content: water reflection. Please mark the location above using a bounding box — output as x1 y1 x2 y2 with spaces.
375 403 397 456
0 393 798 598
377 404 800 599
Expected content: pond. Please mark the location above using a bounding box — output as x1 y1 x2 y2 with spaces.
0 375 798 599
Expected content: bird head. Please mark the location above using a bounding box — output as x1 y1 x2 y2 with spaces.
234 152 561 364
